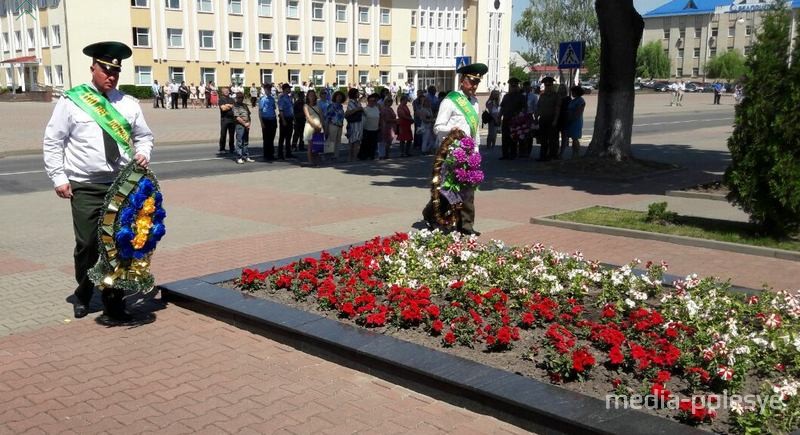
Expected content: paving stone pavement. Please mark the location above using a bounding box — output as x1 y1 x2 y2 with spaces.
0 93 796 433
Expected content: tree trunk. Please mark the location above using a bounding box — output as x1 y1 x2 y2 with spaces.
586 0 644 160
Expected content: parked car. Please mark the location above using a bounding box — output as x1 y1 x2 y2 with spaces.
652 81 671 92
683 82 699 92
579 81 595 94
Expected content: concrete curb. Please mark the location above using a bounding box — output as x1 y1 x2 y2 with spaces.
531 216 800 262
160 247 709 435
665 189 727 202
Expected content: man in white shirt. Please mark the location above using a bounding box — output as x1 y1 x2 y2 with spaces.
42 41 154 322
422 62 487 236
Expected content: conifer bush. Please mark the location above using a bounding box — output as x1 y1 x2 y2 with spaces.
725 5 800 237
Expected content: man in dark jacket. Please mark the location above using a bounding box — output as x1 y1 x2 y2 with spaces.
498 78 526 160
536 77 560 161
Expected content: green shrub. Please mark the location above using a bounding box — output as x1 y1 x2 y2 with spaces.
724 5 800 237
119 85 154 100
645 202 677 225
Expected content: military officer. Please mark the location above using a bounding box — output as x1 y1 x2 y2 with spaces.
43 41 154 322
422 63 488 236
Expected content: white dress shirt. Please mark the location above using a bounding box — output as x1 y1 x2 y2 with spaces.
434 90 480 150
43 83 154 187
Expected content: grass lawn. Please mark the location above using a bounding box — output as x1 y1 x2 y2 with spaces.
551 206 800 252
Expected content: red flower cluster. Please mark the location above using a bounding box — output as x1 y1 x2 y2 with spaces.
571 348 596 373
520 294 560 327
678 397 717 423
546 324 576 354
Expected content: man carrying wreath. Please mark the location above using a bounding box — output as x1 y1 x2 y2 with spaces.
43 41 155 322
422 63 488 236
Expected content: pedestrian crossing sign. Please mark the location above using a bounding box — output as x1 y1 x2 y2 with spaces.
455 56 472 71
558 41 584 69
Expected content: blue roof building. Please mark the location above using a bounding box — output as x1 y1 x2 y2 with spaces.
640 0 799 79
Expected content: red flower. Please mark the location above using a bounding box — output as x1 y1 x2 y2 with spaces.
431 319 444 334
341 302 355 317
425 305 441 319
275 274 293 288
608 346 625 365
365 311 386 326
571 348 595 373
655 370 671 384
444 332 456 345
601 304 617 319
611 378 622 388
496 326 513 346
449 281 465 289
650 382 672 403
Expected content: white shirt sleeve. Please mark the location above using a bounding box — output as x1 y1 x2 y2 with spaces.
130 104 155 160
434 97 455 139
42 97 71 187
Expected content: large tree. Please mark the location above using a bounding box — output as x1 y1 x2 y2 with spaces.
705 49 749 81
636 41 671 79
585 0 644 160
514 0 598 64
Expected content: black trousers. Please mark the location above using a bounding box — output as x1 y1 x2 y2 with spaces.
181 94 188 108
69 181 124 312
170 92 179 109
538 121 559 160
501 121 517 159
278 119 293 158
713 92 721 104
251 97 258 107
292 118 306 149
261 118 278 160
421 187 475 232
219 118 236 152
359 129 379 160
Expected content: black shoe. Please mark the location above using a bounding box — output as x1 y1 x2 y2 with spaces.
73 302 89 319
460 229 481 236
99 308 134 324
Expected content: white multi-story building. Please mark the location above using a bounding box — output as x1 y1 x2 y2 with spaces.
0 0 511 94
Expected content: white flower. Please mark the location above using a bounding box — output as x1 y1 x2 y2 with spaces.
751 337 769 348
773 379 800 401
717 365 734 381
408 279 418 289
624 298 636 308
686 299 699 318
730 400 745 415
794 336 800 352
459 250 474 262
733 345 750 355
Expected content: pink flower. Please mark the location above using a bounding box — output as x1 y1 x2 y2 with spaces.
717 365 734 381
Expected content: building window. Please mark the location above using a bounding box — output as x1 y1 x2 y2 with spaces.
679 29 685 39
336 37 347 54
336 70 347 87
663 29 670 39
358 70 368 84
446 12 452 28
166 0 180 9
287 35 299 52
201 67 216 84
728 26 735 37
410 41 416 57
197 0 212 12
437 42 442 57
50 26 61 47
429 10 434 27
379 40 389 56
54 65 63 85
312 2 324 20
445 42 450 57
135 66 152 84
258 0 272 16
199 30 214 49
411 10 416 27
744 45 751 55
312 36 324 54
166 28 183 48
13 31 21 50
677 48 683 58
676 67 683 77
428 42 433 58
380 8 390 24
228 0 242 14
438 12 443 28
230 68 244 85
745 25 752 36
288 69 300 85
229 32 243 50
419 11 425 27
132 28 150 47
461 43 466 55
709 48 717 57
462 11 467 29
358 39 369 55
312 70 324 86
336 4 347 21
694 27 701 38
663 48 668 57
1 33 8 52
287 0 299 19
131 0 148 6
359 6 369 23
40 27 49 47
379 71 389 84
711 28 718 37
693 47 700 58
169 66 185 83
26 29 34 48
420 42 426 58
692 67 699 76
454 12 460 29
259 33 273 51
260 69 273 84
43 66 51 85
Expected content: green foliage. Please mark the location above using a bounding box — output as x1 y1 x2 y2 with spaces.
514 0 598 65
118 85 154 100
645 202 677 224
725 4 800 237
519 50 542 65
636 41 670 79
584 44 601 76
509 63 529 83
705 49 749 81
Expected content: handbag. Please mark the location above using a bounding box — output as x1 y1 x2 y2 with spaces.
311 132 325 154
345 108 362 123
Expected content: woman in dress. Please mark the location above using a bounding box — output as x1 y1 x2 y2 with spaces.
344 88 364 162
358 93 381 160
566 85 586 158
418 96 435 155
325 91 346 161
485 90 501 149
396 95 414 156
303 90 324 166
197 82 206 109
189 83 199 109
379 98 397 159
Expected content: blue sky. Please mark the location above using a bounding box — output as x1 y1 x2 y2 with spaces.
510 0 667 51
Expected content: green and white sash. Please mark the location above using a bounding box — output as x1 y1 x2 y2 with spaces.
446 91 479 138
64 84 134 158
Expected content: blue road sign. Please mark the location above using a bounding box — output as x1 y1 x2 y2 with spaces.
455 56 472 71
558 41 585 69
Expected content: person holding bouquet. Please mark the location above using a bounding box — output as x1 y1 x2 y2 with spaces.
422 62 487 236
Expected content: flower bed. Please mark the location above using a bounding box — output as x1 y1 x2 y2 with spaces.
235 231 800 434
